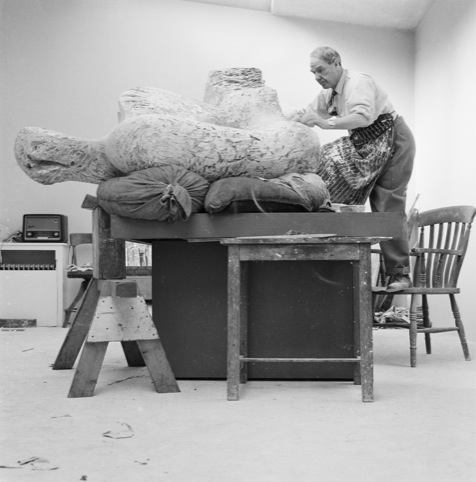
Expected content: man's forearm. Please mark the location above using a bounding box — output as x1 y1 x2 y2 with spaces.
326 113 369 130
297 111 369 130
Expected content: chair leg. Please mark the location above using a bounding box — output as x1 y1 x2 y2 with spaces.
449 294 471 361
422 294 431 354
63 279 90 327
409 295 419 367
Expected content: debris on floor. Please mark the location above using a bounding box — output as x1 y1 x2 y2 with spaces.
374 306 410 325
107 375 147 386
102 422 134 439
0 319 37 328
0 456 59 470
134 459 150 465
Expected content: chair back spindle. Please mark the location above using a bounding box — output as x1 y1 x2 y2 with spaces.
412 206 475 290
373 204 475 367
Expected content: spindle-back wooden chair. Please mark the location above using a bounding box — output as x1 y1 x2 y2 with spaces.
373 205 476 366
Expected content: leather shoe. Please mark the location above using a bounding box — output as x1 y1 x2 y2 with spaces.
386 274 412 292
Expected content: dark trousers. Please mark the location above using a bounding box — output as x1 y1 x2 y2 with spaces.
369 116 416 275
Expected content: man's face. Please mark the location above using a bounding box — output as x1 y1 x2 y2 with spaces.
310 58 342 89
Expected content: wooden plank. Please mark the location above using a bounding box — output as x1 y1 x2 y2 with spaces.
110 212 405 240
137 339 180 393
93 208 126 280
86 296 158 342
126 266 152 276
121 341 146 367
53 278 100 370
68 341 108 398
418 205 476 226
241 357 360 362
417 327 459 333
236 244 361 262
226 233 337 242
222 236 388 245
81 194 98 210
63 278 90 327
99 279 138 297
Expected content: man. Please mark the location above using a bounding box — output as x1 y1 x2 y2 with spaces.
293 46 415 291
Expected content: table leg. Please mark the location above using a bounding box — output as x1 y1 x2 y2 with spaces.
359 245 374 402
240 262 248 384
227 246 241 401
352 260 361 386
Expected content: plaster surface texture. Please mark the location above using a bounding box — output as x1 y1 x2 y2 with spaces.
1 328 475 482
14 68 321 185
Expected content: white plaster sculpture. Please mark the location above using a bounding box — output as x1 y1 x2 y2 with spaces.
15 68 320 185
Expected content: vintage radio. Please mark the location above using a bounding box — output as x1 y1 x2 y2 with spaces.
22 214 68 243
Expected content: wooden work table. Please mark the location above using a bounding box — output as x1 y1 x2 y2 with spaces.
221 234 387 402
109 212 402 383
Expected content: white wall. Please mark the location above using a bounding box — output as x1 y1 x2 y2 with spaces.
415 0 476 341
1 0 414 236
15 1 476 337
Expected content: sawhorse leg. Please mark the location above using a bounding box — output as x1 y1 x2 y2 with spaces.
68 339 178 398
53 279 146 369
67 279 179 398
53 279 100 370
63 278 91 328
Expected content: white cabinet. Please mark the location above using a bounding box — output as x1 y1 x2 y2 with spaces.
0 243 68 326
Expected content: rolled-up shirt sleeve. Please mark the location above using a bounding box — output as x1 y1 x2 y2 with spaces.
295 69 393 129
306 93 330 118
345 74 377 123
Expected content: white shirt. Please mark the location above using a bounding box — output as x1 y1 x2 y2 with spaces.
307 69 396 127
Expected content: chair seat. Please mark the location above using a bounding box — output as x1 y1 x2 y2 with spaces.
67 269 93 279
372 204 475 367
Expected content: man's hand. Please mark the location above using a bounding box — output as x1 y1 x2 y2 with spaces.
297 111 369 130
287 109 306 122
298 112 327 128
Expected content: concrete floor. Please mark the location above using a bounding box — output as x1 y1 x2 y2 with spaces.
1 328 475 482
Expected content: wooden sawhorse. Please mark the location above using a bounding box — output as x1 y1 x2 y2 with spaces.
53 201 178 397
222 235 388 402
68 278 179 397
